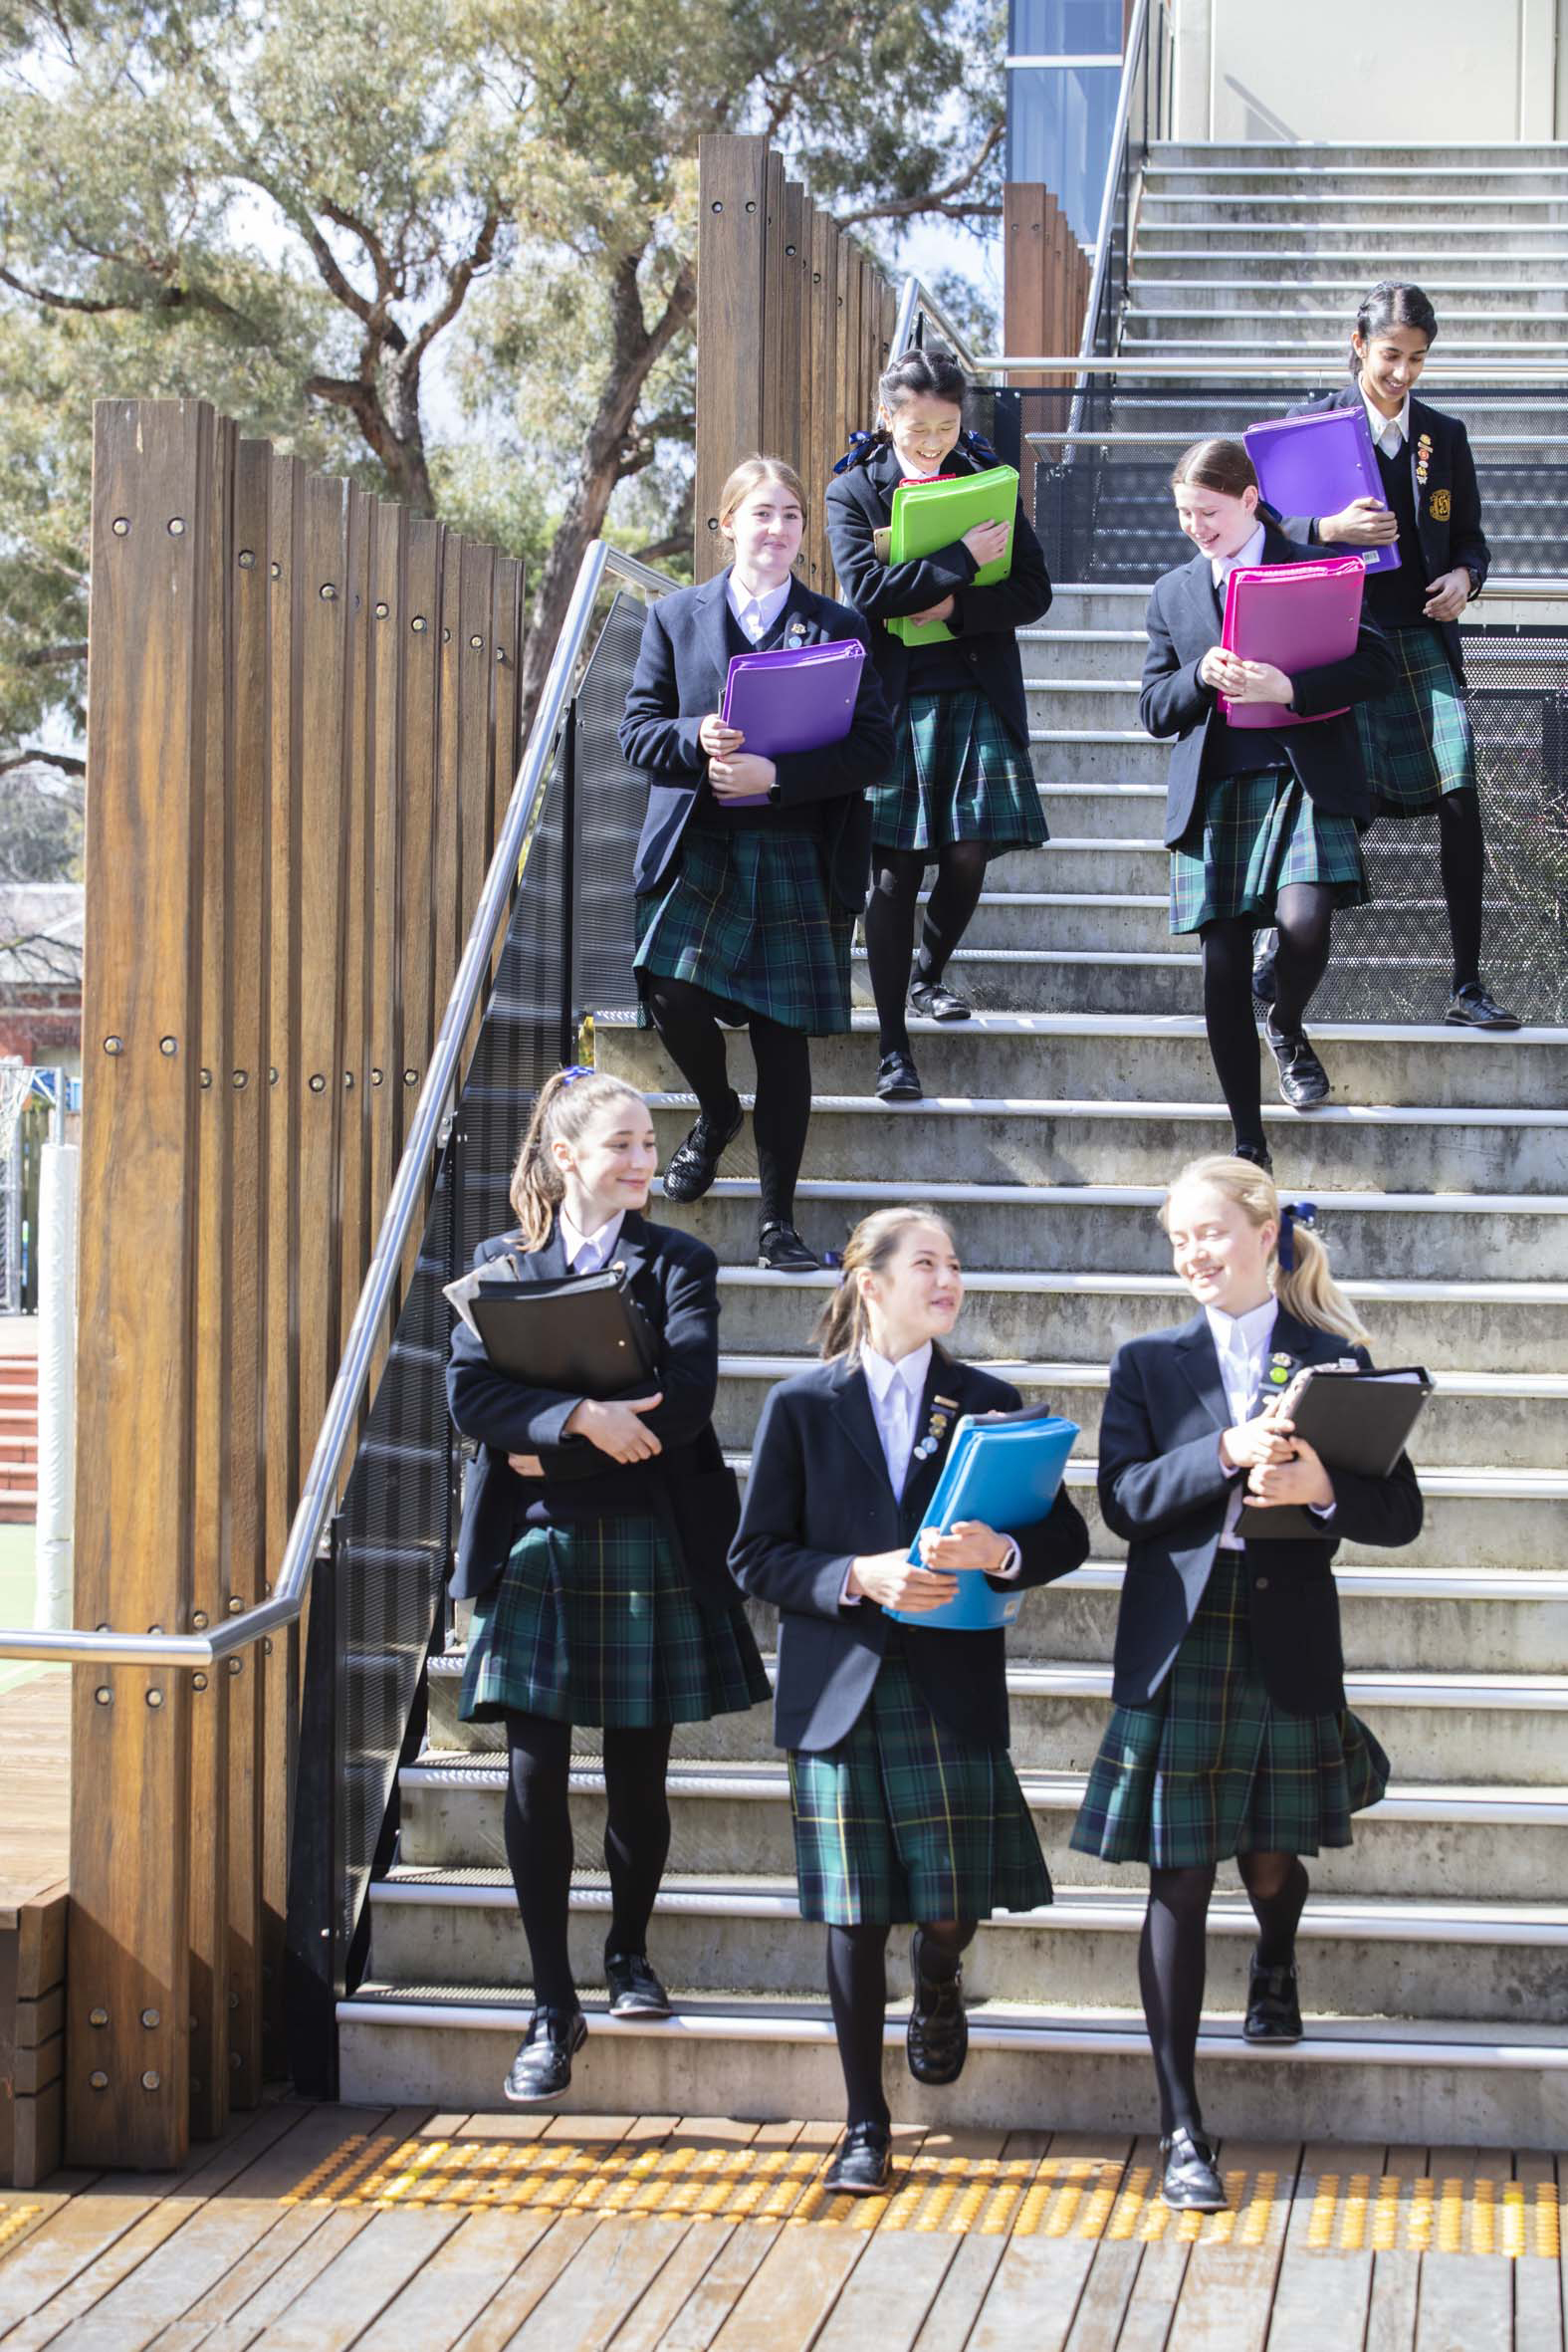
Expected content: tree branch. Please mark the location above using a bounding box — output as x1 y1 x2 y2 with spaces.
0 751 86 780
19 642 88 669
834 119 1006 227
404 208 501 369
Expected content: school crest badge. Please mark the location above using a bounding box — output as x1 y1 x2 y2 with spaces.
1429 488 1452 521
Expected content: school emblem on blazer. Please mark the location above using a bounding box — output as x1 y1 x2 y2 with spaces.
913 1393 962 1462
1429 487 1452 521
1265 1349 1296 1390
1416 432 1434 489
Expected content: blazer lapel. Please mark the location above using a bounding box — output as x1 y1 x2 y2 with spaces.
897 1349 970 1524
1180 551 1222 646
698 569 735 691
1174 1310 1230 1432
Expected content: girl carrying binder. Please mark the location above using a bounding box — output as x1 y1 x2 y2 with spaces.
732 1206 1089 2195
1261 279 1519 1031
826 347 1052 1102
1142 439 1395 1168
619 456 894 1273
447 1067 768 2104
1073 1153 1422 2213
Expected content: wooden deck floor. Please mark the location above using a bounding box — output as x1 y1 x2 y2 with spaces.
0 2099 1562 2348
0 1670 69 1912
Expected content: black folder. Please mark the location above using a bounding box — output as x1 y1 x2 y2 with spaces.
463 1265 659 1396
1235 1363 1432 1540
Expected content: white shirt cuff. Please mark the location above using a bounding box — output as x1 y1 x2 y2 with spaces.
1307 1501 1337 1524
993 1538 1022 1581
840 1566 861 1606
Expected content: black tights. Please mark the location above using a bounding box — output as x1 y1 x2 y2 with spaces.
1139 1852 1310 2137
1437 789 1484 991
1201 882 1334 1151
646 974 812 1231
502 1710 674 2011
865 843 990 1057
825 1919 975 2132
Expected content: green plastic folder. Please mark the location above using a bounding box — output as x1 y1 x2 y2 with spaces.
887 464 1018 646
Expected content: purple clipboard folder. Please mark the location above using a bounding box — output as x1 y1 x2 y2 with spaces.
717 638 867 807
1220 557 1366 730
1243 408 1401 576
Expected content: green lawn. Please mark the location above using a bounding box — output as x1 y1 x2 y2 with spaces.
0 1522 66 1698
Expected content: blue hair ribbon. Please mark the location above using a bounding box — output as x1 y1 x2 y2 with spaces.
1278 1199 1316 1272
960 427 1000 467
831 428 885 476
560 1063 593 1087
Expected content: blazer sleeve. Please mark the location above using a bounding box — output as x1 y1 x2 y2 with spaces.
948 501 1053 636
1449 424 1490 588
1139 580 1214 741
729 1387 859 1619
624 1241 722 1451
771 621 895 806
1003 1489 1092 1590
1097 1341 1239 1542
1313 1341 1425 1548
1287 607 1398 717
617 601 705 779
825 473 978 620
447 1310 584 1456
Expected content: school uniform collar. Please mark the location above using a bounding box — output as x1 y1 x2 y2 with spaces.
725 571 794 643
861 1338 934 1405
700 564 811 674
1362 387 1412 458
559 1207 626 1274
1182 518 1294 632
1203 1294 1278 1365
830 1341 956 1497
1211 520 1266 590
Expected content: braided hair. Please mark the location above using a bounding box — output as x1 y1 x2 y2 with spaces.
832 344 1000 475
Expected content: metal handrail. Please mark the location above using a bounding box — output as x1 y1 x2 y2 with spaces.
890 275 982 372
0 539 677 1671
1077 0 1152 376
982 355 1568 378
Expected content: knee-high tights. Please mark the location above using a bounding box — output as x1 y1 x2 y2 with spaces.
825 1918 976 2133
1437 788 1485 992
1200 881 1334 1152
1139 1852 1309 2136
864 843 990 1057
503 1711 674 2011
645 974 812 1231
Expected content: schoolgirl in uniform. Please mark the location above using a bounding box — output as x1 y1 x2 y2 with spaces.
1073 1153 1423 2211
1261 280 1518 1029
1142 439 1395 1168
732 1206 1090 2193
825 347 1052 1103
619 457 894 1273
447 1067 769 2103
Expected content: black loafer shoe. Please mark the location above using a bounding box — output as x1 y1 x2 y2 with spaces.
1446 981 1522 1032
908 977 972 1023
1251 941 1277 1010
877 1051 923 1102
605 1951 673 2019
1159 2126 1227 2212
824 2123 892 2196
662 1094 745 1204
758 1221 822 1273
1242 1955 1303 2043
1265 1021 1331 1108
1233 1138 1274 1175
906 1929 969 2086
504 2005 587 2103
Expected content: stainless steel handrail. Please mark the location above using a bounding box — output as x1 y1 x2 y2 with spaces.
0 540 677 1671
980 355 1568 379
1066 0 1156 442
891 275 983 372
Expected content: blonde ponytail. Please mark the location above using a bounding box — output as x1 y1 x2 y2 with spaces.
1160 1152 1368 1346
814 1205 958 1359
509 1068 647 1250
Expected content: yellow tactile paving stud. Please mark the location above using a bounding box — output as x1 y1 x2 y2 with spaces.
263 2133 1566 2254
0 2204 45 2252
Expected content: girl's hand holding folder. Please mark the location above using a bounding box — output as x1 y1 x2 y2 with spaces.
963 518 1010 566
845 1547 959 1613
918 1519 1013 1573
1201 644 1294 706
1319 494 1400 548
1244 1433 1334 1511
698 713 745 757
562 1392 665 1463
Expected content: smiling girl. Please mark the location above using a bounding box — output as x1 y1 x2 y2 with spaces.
732 1206 1089 2194
1072 1154 1422 2212
446 1068 769 2105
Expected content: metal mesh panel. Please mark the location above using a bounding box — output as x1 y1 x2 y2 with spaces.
573 591 656 1020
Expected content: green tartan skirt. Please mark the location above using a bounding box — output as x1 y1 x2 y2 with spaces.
1170 766 1371 934
1070 1548 1390 1870
872 689 1045 856
634 823 853 1036
460 1514 770 1731
787 1644 1051 1926
1354 621 1475 817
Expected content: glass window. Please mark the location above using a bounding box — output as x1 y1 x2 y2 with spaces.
1007 64 1121 241
1008 0 1122 52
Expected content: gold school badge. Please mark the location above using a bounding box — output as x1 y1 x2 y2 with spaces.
1429 487 1452 521
1415 431 1434 489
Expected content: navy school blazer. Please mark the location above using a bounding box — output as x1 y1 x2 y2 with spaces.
446 1210 739 1616
1139 519 1398 848
824 438 1052 749
616 569 895 915
1276 384 1489 679
1098 1306 1424 1718
730 1349 1091 1753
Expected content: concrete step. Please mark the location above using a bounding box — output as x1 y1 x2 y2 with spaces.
1130 279 1568 317
599 1006 1568 1117
1106 395 1568 441
1025 588 1152 631
1133 243 1568 275
398 1753 1568 1902
1027 681 1143 730
700 1262 1568 1373
912 891 1185 955
1022 627 1146 680
850 946 1201 1017
1121 315 1568 351
369 1865 1568 2026
1144 162 1568 190
1137 196 1568 226
1148 143 1568 167
1037 783 1166 836
1028 733 1168 784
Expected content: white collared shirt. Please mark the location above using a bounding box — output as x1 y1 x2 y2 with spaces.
1212 520 1266 592
726 573 792 643
1206 1296 1279 1548
861 1339 934 1494
559 1208 625 1275
1363 389 1411 460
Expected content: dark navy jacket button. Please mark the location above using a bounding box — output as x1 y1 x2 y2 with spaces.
1254 1575 1269 1590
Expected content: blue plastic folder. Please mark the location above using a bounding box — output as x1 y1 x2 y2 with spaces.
886 1408 1079 1633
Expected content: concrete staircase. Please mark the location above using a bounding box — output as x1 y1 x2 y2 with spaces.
337 146 1568 2150
0 1339 39 1526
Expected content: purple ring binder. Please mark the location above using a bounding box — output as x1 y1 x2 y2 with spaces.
1244 408 1402 576
717 637 867 807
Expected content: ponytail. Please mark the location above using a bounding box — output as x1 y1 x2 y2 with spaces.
509 1067 647 1250
814 1205 958 1360
1160 1153 1368 1346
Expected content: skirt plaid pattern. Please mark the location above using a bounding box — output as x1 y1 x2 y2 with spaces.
1169 766 1371 935
1354 621 1475 816
787 1645 1051 1926
872 689 1045 856
634 823 853 1036
460 1514 770 1731
1070 1548 1390 1869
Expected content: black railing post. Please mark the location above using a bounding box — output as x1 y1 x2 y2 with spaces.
282 1513 345 2100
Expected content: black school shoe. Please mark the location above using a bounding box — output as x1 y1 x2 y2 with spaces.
1251 938 1277 1010
1159 2127 1227 2212
605 1951 673 2019
1233 1139 1274 1176
662 1093 745 1204
906 1929 969 2086
1446 981 1522 1031
758 1221 822 1273
504 2004 587 2103
1242 1955 1304 2043
908 976 972 1023
1264 1021 1331 1108
824 2123 892 2196
877 1051 923 1101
